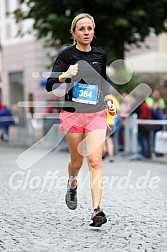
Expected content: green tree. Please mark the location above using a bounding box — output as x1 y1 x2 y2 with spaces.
15 0 167 63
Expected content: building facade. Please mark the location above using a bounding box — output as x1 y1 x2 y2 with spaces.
0 0 54 116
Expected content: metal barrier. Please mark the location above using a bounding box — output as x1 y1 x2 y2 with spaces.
124 113 138 154
124 113 167 155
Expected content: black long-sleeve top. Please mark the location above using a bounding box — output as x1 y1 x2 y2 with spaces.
46 44 109 113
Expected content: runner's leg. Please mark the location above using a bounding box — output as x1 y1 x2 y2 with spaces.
86 129 106 209
65 131 85 187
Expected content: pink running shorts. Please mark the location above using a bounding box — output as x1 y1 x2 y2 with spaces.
59 109 107 133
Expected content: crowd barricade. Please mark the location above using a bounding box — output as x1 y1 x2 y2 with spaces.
124 113 167 155
124 113 138 155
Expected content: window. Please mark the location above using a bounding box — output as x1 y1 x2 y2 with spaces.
6 23 11 39
5 0 10 16
16 0 21 9
9 71 24 112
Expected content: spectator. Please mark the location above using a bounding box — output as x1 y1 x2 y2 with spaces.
0 103 4 110
146 88 165 156
103 94 121 161
0 105 14 141
146 88 166 112
136 101 152 159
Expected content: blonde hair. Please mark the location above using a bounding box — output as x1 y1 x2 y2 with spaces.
70 13 95 42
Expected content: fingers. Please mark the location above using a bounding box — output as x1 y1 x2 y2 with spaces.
66 63 78 78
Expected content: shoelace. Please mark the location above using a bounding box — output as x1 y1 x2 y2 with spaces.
69 190 76 201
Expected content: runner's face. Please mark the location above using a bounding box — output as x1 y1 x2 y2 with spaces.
73 17 94 46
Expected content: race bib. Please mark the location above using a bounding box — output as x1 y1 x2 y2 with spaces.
72 82 99 105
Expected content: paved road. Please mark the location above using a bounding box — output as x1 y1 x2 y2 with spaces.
0 144 167 252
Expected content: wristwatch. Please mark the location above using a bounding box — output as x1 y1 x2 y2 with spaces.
104 98 113 104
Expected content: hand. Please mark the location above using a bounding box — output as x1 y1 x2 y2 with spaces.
107 102 117 116
58 63 78 82
64 63 78 78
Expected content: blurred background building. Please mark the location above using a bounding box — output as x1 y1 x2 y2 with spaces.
0 0 54 118
125 33 167 108
125 32 167 86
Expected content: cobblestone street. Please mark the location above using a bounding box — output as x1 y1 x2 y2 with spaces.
0 144 167 252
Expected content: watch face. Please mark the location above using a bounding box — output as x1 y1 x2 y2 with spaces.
106 99 113 103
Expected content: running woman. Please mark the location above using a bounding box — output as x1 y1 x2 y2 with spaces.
46 13 116 227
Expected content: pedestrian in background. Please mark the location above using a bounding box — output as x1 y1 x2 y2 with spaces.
0 105 14 142
46 13 116 227
0 102 4 110
146 88 166 156
136 101 152 159
146 88 166 112
103 94 121 162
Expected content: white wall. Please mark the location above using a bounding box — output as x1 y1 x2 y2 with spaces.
0 0 56 114
0 0 35 46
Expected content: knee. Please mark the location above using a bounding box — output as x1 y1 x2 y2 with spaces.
88 157 101 170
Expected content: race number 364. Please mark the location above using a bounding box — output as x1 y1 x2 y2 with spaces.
79 90 92 98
